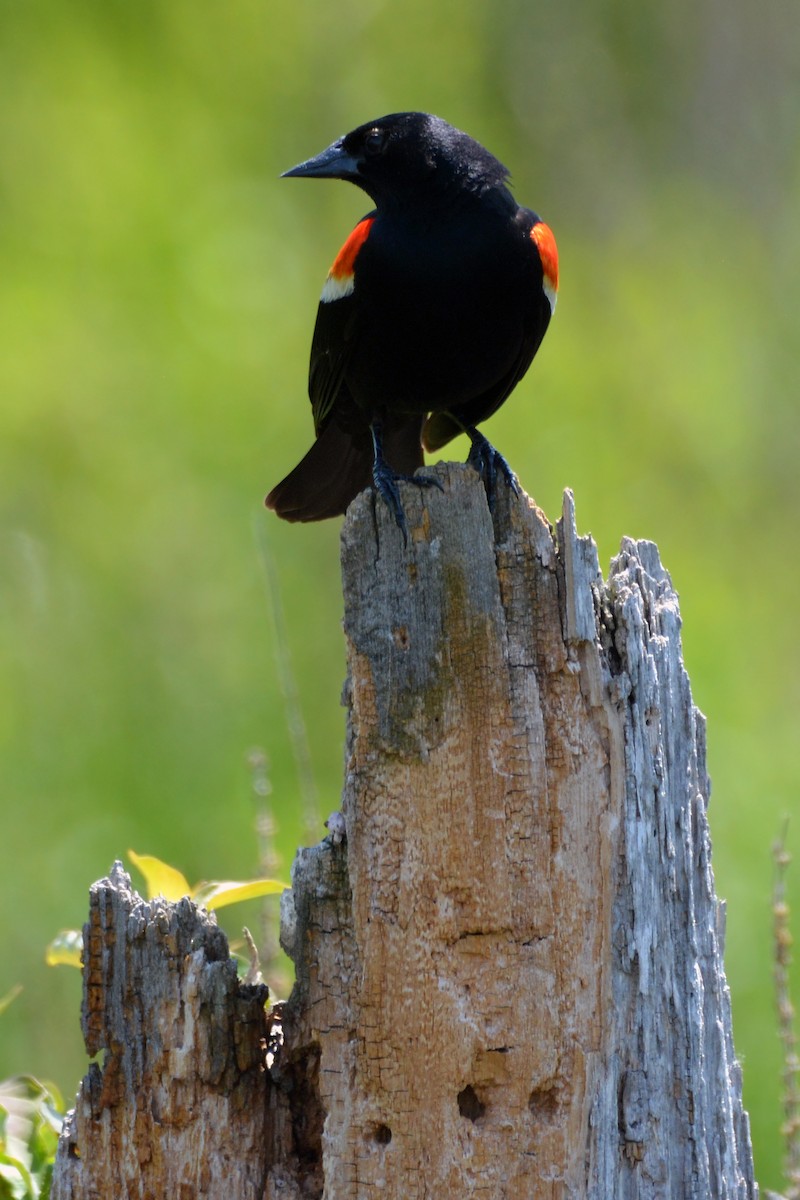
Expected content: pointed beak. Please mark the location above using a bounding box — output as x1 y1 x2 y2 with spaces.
281 137 361 181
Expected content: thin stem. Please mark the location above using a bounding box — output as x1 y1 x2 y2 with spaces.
773 821 800 1199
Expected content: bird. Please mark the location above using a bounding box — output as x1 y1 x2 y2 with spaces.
265 112 558 536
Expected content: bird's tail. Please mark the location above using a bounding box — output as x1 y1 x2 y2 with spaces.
266 414 424 523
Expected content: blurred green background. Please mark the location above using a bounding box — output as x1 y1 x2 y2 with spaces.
1 0 798 1189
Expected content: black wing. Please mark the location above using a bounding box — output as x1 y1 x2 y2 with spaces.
422 206 557 452
308 291 360 435
267 211 423 521
308 212 379 434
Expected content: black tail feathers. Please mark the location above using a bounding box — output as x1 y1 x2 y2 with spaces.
266 414 425 524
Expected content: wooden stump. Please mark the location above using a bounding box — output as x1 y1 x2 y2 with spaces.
280 465 757 1198
51 466 758 1199
50 864 272 1199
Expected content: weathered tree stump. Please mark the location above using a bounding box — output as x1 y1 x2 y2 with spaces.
51 465 758 1199
50 865 272 1199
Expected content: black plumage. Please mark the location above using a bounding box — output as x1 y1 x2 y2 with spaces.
266 112 558 533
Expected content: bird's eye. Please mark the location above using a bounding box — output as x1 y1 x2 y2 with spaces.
364 127 385 156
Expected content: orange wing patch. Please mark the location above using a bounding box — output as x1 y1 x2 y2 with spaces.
321 217 375 303
531 221 558 312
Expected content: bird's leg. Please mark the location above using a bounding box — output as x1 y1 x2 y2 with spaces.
370 419 444 541
465 426 519 512
371 421 409 538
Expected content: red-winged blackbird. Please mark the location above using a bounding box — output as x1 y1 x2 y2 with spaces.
266 112 558 535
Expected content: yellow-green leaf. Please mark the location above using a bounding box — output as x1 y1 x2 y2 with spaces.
45 931 83 969
0 984 23 1014
192 879 286 911
128 850 191 902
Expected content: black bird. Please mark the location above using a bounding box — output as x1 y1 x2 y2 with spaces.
266 112 558 535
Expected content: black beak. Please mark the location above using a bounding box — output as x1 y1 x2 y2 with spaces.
281 137 361 181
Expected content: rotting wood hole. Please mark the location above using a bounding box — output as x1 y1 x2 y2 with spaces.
457 1085 486 1121
367 1122 392 1145
286 1044 324 1196
393 625 410 650
528 1083 559 1122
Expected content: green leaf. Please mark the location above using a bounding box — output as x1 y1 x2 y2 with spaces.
0 1076 63 1200
0 1156 32 1200
127 851 191 902
0 988 22 1019
191 878 286 911
44 932 82 970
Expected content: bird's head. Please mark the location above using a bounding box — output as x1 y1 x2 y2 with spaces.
282 112 510 209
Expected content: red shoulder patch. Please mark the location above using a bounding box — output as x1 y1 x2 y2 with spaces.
321 218 375 302
531 221 558 310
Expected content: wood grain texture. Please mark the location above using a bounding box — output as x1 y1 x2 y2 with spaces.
50 863 273 1200
50 467 758 1198
280 464 757 1198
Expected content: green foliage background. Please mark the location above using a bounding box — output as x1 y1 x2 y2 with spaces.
1 0 798 1189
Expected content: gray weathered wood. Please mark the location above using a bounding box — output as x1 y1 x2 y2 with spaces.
280 464 757 1198
50 862 273 1199
50 466 758 1198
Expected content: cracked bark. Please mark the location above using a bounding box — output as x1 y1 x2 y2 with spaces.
50 464 758 1199
50 865 278 1200
281 464 757 1198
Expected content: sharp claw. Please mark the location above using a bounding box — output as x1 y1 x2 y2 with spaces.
371 466 446 542
370 419 444 541
465 430 518 511
411 473 445 494
372 457 409 541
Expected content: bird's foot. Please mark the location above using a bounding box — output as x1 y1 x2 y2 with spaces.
466 429 518 511
372 460 444 542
